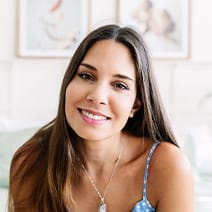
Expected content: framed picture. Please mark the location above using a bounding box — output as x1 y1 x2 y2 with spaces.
118 0 190 59
88 0 119 31
17 0 89 58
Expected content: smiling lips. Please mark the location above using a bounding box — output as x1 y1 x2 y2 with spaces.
79 109 110 121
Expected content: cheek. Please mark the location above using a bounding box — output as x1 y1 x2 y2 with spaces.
114 95 135 117
65 81 87 115
65 81 81 102
65 84 72 104
65 83 76 112
65 88 71 118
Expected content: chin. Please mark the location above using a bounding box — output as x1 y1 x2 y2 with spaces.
79 130 118 142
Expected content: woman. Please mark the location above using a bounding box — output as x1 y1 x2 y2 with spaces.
8 24 194 211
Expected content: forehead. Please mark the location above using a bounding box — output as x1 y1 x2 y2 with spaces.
85 39 132 59
81 40 136 77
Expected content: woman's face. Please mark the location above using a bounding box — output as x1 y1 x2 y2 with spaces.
65 40 140 141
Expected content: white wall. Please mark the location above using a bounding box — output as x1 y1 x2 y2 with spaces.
0 0 212 135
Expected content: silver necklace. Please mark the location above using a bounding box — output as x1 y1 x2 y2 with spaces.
82 140 124 212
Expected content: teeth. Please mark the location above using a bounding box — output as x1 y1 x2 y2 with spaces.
81 110 107 120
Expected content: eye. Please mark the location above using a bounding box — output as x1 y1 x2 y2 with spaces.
78 72 95 81
113 82 129 90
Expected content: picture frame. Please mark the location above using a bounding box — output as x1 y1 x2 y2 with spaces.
17 0 89 58
117 0 190 59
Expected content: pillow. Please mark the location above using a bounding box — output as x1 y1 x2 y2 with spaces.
0 119 44 132
186 125 212 175
0 128 37 188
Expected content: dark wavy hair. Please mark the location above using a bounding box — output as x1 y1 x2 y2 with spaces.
8 24 177 211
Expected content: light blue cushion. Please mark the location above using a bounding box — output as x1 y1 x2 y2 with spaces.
0 128 37 187
0 187 8 211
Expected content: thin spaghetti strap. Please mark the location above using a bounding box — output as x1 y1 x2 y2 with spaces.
142 143 159 200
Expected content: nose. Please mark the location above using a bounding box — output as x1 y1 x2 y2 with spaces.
86 83 109 105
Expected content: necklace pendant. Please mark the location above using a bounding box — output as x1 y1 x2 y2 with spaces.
98 202 107 212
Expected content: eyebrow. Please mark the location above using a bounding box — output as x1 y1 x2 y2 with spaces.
80 63 97 70
80 63 134 82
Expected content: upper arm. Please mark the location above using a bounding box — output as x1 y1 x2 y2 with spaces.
153 142 194 212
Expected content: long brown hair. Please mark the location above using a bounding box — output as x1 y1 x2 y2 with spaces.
8 24 177 211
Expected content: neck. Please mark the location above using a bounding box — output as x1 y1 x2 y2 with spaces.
83 134 124 169
81 134 125 208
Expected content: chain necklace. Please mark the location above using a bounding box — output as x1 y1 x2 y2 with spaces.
82 139 124 212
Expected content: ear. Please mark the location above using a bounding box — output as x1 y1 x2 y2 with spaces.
129 99 142 118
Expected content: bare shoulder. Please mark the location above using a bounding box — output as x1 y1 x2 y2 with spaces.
150 142 194 211
153 141 192 174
